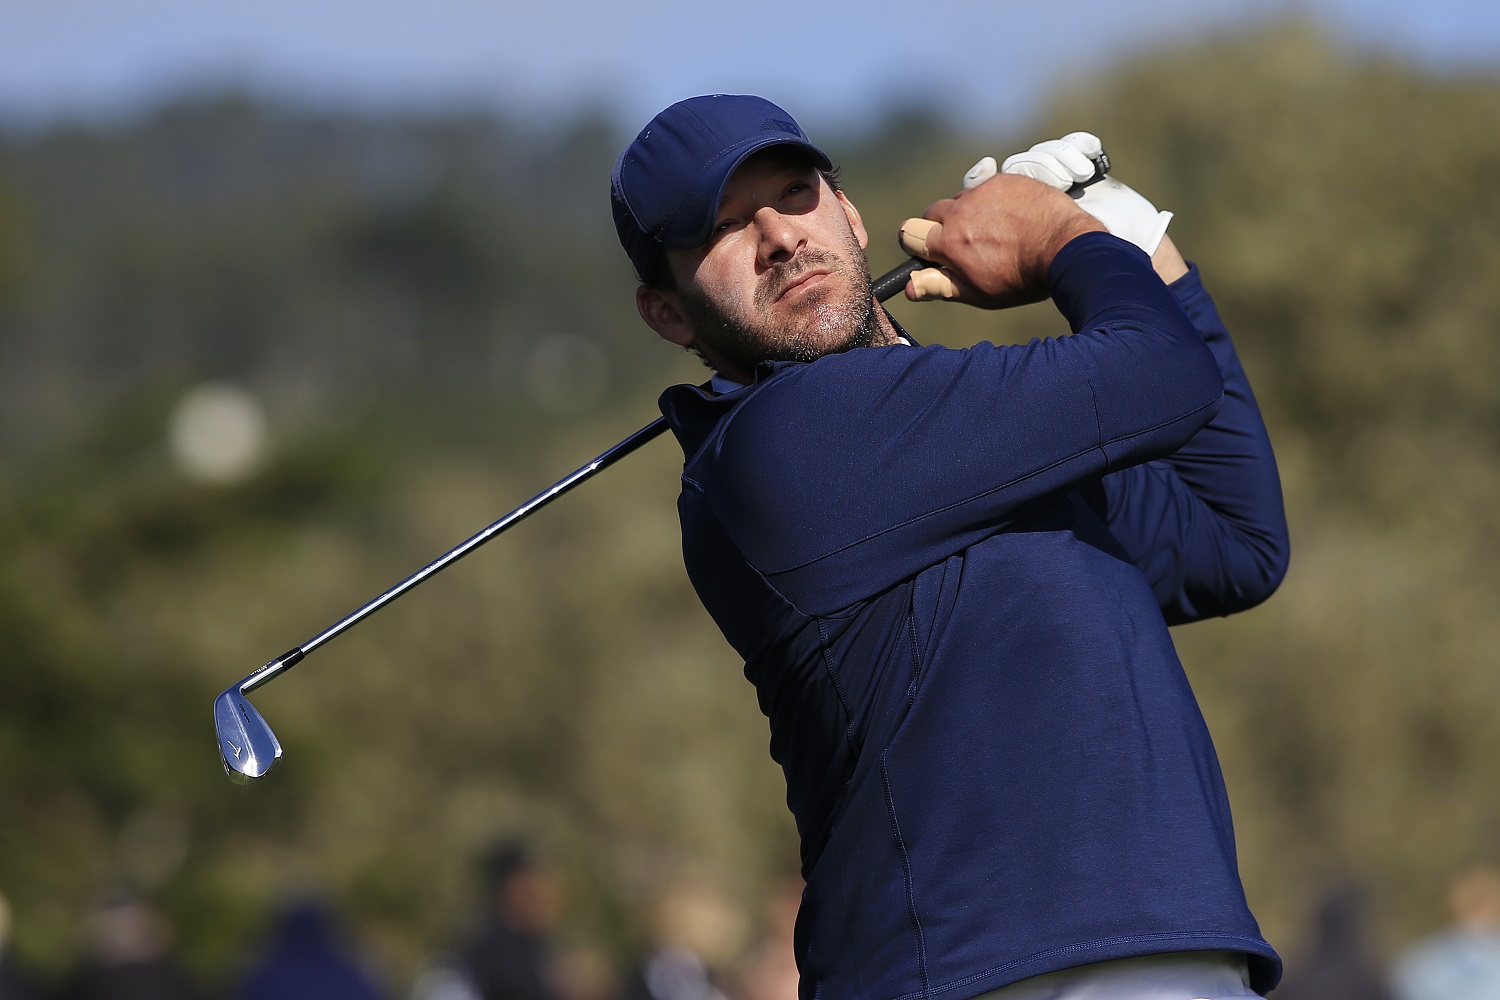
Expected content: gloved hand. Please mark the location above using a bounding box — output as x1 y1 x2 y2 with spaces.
963 132 1173 256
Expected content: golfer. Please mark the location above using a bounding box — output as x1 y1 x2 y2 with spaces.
610 94 1288 1000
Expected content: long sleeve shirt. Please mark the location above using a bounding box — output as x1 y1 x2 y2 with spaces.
658 232 1289 1000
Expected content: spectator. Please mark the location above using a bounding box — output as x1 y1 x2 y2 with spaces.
54 887 198 1000
0 887 39 1000
1274 882 1393 1000
454 840 565 1000
233 893 389 1000
409 955 483 1000
1392 864 1500 1000
732 880 800 1000
624 876 745 1000
552 946 619 1000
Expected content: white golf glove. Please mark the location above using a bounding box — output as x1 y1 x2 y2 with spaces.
962 132 1173 255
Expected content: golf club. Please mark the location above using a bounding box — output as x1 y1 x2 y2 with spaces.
213 146 1120 784
214 254 931 782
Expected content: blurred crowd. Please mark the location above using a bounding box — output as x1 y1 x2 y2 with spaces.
1273 865 1500 1000
0 839 800 1000
4 851 1500 1000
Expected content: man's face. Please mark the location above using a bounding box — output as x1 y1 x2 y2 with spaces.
649 147 895 380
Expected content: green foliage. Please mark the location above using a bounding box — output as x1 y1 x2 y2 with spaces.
2 20 1498 991
1034 22 1500 951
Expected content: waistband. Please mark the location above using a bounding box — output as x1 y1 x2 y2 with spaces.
969 950 1258 1000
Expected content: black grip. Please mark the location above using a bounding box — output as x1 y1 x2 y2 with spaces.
872 256 932 302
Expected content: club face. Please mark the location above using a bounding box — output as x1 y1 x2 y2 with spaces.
214 687 283 783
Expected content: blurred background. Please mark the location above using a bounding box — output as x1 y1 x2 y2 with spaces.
3 1 1500 998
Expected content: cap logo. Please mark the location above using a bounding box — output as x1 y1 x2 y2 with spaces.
761 119 801 136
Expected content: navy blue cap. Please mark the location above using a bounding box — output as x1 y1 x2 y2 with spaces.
611 94 833 282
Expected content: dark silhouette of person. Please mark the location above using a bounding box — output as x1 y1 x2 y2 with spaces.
54 888 199 1000
1274 882 1394 1000
456 841 563 1000
232 894 389 1000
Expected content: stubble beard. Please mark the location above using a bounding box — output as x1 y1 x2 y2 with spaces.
677 224 887 376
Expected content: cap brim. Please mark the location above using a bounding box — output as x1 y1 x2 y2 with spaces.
660 136 833 251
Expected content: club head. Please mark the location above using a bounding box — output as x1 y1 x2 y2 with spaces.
214 685 283 783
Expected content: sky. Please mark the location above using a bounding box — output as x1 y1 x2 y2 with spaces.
3 0 1498 134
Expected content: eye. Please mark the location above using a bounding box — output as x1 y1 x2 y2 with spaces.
781 178 818 208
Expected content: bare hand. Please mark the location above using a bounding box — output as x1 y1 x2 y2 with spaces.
898 174 1105 309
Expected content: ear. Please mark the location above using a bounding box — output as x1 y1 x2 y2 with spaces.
636 284 696 349
836 191 869 250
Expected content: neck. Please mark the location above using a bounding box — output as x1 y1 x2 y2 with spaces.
870 296 901 345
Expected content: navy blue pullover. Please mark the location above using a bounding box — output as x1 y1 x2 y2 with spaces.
658 233 1289 1000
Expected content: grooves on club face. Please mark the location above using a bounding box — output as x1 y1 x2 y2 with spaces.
214 688 282 783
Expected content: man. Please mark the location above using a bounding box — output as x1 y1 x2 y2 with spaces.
456 841 565 1000
1272 883 1393 1000
610 94 1288 1000
1392 864 1500 1000
0 887 39 1000
232 895 390 1000
55 888 200 1000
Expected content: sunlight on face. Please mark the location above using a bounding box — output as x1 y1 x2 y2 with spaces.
667 147 894 377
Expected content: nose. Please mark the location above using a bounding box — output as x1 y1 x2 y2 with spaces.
753 207 805 268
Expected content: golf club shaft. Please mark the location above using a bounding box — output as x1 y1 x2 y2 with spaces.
239 255 928 695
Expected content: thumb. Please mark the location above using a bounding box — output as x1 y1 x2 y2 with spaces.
907 267 961 302
899 217 943 260
898 218 962 301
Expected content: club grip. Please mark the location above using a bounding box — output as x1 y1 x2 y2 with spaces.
870 155 1111 306
872 257 931 302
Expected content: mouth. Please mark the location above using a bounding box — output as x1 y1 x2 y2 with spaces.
774 268 830 303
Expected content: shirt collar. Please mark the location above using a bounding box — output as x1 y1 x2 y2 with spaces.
709 329 914 395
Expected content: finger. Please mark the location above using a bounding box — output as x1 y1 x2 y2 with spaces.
1002 135 1099 188
998 151 1073 190
1031 139 1097 180
1031 140 1096 181
962 155 998 190
1060 131 1104 161
907 267 961 301
898 217 943 260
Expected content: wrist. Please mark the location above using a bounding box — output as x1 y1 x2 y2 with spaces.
1042 215 1109 275
1151 234 1189 284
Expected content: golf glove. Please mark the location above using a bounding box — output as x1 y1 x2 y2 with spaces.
962 132 1173 255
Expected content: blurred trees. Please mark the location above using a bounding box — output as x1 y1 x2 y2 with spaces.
1 17 1498 993
1037 22 1500 944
